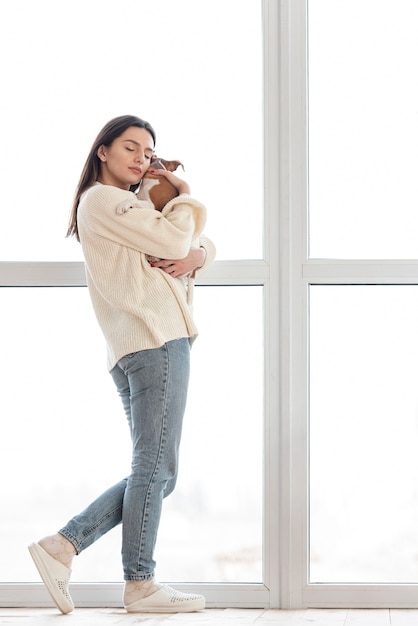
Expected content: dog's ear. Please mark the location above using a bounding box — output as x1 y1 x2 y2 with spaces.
159 159 185 172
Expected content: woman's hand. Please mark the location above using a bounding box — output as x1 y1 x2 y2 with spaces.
149 168 191 195
150 247 206 278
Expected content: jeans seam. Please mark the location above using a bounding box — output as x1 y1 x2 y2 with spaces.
62 504 122 553
137 344 170 574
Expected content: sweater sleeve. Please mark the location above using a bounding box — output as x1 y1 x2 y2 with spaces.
78 184 207 259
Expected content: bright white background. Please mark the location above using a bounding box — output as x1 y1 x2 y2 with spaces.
0 0 262 262
310 285 418 583
308 0 418 259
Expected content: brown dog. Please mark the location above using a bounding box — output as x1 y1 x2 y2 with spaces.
137 157 184 212
116 156 185 216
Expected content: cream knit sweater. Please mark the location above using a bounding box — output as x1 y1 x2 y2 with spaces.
77 183 215 370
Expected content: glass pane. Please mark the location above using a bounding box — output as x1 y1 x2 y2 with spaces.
308 1 418 259
0 286 262 583
310 285 418 583
0 0 262 262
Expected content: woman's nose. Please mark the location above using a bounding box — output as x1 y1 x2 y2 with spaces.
135 151 145 163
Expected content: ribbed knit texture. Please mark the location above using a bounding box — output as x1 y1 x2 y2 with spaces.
77 183 211 370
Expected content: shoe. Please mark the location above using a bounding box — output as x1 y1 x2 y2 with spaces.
124 584 205 613
28 542 74 614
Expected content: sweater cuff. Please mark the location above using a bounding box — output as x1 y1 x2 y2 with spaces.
194 235 216 276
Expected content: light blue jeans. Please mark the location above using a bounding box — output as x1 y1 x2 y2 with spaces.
59 338 190 580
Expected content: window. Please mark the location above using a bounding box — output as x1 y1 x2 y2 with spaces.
310 285 418 584
0 286 263 584
0 0 276 610
277 0 418 608
308 0 418 260
0 0 262 262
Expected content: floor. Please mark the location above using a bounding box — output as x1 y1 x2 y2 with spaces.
1 608 418 625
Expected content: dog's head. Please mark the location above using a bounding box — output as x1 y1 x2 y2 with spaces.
138 157 185 211
150 157 184 173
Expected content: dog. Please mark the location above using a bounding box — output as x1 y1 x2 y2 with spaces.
138 157 184 212
116 156 184 215
115 157 197 304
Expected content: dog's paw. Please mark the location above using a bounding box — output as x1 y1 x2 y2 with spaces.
116 200 135 215
147 255 162 264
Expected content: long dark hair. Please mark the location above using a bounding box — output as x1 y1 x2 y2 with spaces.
66 115 156 241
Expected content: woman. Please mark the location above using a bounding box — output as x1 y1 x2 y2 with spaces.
28 115 215 614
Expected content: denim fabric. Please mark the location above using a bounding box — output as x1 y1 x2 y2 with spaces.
59 338 190 580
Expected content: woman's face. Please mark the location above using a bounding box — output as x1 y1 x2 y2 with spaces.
97 126 155 189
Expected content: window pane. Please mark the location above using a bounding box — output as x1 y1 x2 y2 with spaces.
0 0 262 262
0 286 262 583
308 0 418 259
310 285 418 583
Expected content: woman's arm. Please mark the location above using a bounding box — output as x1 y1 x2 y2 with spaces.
150 235 216 278
78 184 207 259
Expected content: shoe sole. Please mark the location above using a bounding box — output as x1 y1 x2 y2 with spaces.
125 598 205 613
28 543 74 614
125 585 205 613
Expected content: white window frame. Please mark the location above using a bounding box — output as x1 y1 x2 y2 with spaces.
0 0 282 610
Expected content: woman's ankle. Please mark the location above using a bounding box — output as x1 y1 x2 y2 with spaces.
124 578 162 603
39 533 76 568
